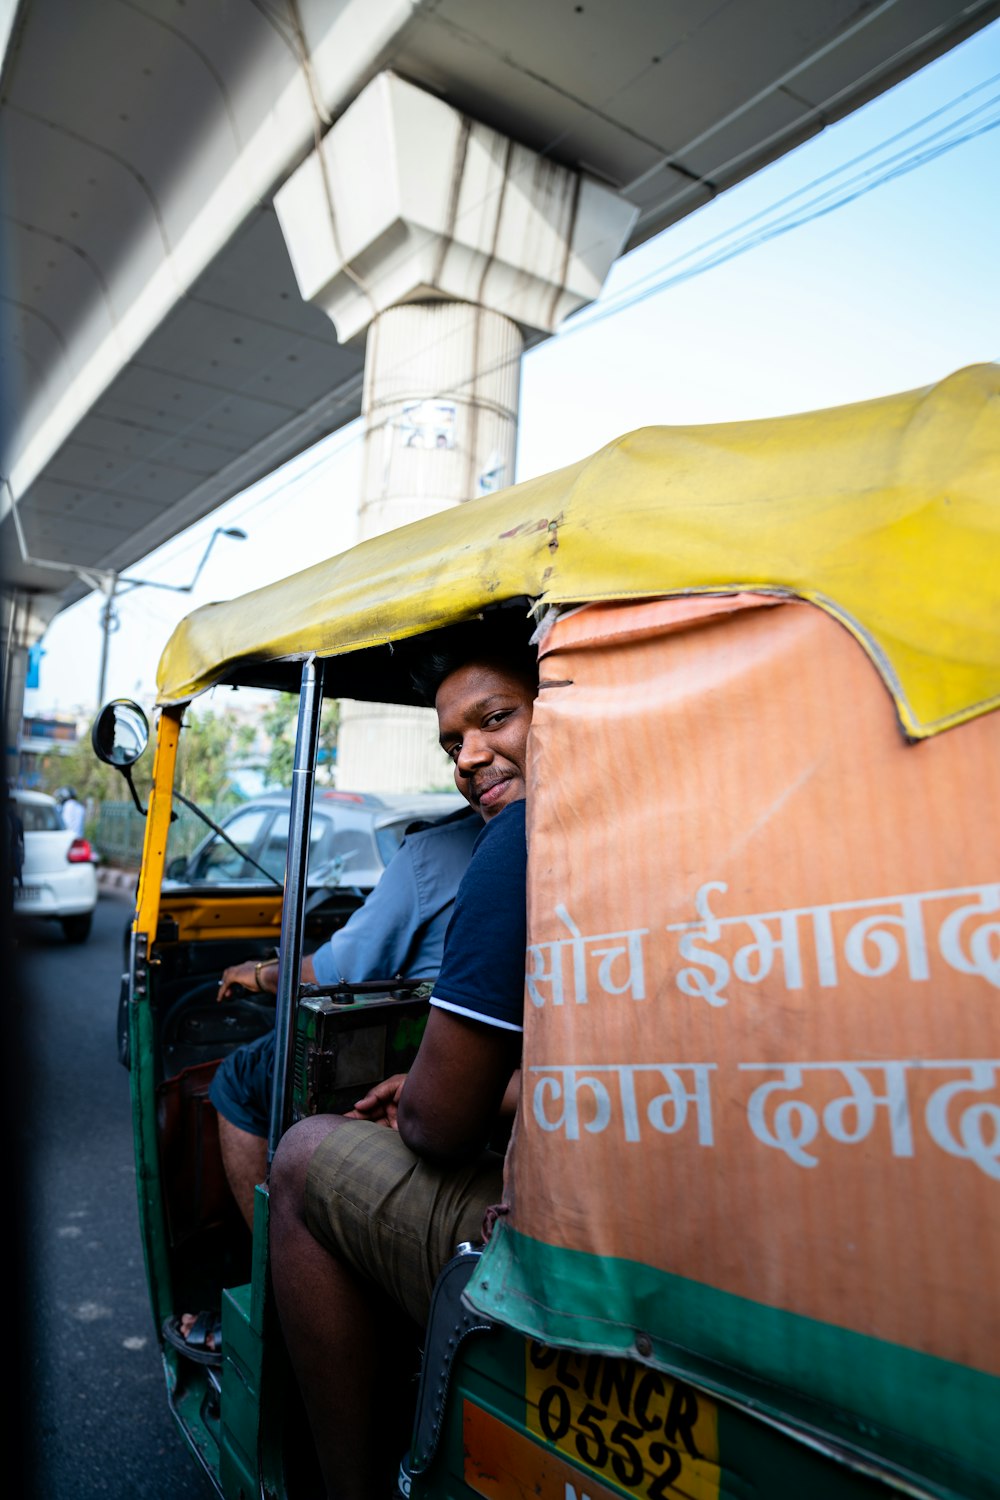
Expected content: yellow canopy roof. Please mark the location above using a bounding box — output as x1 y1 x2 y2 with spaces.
157 363 1000 738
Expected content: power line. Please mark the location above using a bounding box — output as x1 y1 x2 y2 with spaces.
598 69 1000 311
568 104 1000 336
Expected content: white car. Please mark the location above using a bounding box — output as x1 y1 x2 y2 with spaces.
11 788 98 942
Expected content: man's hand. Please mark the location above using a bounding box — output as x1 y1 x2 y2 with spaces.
217 953 315 1001
345 1074 408 1129
217 959 277 1001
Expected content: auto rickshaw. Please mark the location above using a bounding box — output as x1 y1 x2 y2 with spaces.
95 363 1000 1500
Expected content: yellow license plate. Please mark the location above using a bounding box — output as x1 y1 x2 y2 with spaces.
525 1342 721 1500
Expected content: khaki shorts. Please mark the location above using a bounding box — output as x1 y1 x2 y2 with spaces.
304 1120 505 1326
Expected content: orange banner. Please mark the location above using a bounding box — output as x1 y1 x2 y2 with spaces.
511 595 1000 1377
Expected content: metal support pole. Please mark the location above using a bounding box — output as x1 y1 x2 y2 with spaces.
3 592 25 785
268 654 325 1166
2 589 19 726
96 572 118 707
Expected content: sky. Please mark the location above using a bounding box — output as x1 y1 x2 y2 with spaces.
25 17 1000 719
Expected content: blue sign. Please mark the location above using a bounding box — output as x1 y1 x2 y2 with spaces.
26 643 45 690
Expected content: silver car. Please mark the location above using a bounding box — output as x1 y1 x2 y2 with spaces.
164 787 467 893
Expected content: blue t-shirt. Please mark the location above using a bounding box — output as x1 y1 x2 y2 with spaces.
310 807 481 985
430 799 527 1034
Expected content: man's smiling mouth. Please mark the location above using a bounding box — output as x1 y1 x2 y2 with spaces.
472 772 513 807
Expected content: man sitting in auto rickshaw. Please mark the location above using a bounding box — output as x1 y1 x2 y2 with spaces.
269 620 537 1500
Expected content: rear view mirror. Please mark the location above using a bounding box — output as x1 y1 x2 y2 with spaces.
92 699 150 816
92 699 149 768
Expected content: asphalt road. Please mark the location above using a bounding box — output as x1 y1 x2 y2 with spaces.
10 887 219 1500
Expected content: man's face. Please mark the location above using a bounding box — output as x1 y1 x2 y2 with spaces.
436 658 536 820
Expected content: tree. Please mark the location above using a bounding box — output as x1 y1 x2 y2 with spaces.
262 695 339 788
40 705 257 809
38 733 129 810
261 697 296 788
37 714 151 856
318 699 340 784
175 708 257 806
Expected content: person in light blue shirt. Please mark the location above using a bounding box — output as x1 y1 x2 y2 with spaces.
310 805 480 986
208 805 481 1229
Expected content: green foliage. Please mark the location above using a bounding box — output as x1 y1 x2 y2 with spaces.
261 696 296 788
262 695 339 788
37 694 340 866
36 724 146 852
319 699 340 783
175 707 257 804
39 705 257 845
37 734 124 809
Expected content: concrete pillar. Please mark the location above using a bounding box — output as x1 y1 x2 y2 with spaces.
274 71 637 792
359 300 522 541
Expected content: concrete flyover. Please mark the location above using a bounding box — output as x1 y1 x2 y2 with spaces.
3 0 997 766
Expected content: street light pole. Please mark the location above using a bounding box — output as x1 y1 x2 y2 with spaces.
95 526 247 706
96 571 119 708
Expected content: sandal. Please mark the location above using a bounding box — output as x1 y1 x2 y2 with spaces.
162 1310 223 1366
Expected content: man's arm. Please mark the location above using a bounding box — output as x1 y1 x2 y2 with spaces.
217 835 426 1000
217 951 317 999
396 1006 520 1166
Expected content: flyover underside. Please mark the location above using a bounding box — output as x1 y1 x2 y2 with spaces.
2 0 998 641
1 206 364 601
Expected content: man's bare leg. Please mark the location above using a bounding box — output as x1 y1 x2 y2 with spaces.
269 1114 394 1500
217 1115 267 1231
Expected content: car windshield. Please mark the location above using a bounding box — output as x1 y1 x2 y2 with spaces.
18 801 64 833
260 809 330 883
186 807 272 882
166 801 383 888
